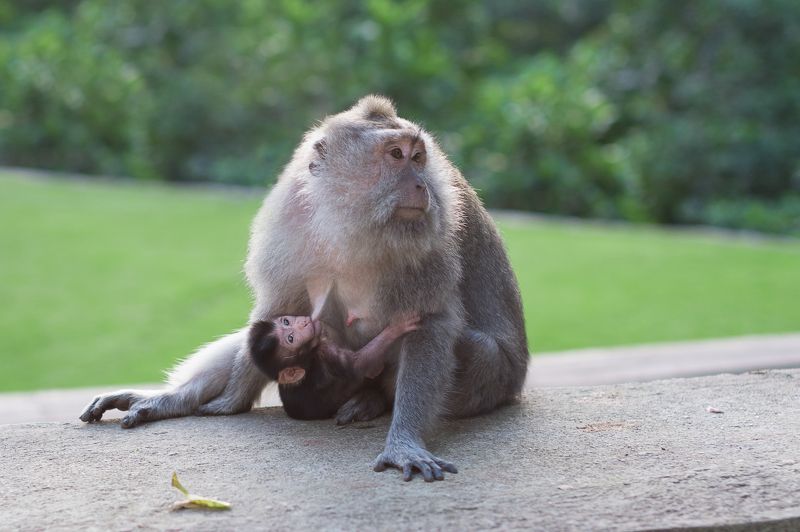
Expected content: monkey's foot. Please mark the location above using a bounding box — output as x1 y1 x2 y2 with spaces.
79 390 147 424
373 441 458 482
335 389 387 425
118 398 171 428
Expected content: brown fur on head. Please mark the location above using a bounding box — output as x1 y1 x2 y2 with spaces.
345 94 398 124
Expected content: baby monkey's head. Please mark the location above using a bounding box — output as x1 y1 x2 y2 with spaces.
249 316 321 385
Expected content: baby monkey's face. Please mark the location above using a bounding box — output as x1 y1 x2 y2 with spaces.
272 315 319 354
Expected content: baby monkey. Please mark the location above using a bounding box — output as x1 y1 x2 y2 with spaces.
249 313 420 421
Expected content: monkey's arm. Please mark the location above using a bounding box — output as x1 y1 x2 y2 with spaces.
319 314 420 379
373 310 460 482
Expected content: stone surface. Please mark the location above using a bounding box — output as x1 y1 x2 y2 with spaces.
3 333 799 425
2 370 799 531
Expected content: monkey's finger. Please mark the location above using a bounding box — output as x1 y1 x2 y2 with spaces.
87 402 113 422
95 394 135 419
89 402 109 422
79 407 97 423
373 459 388 472
430 463 444 481
402 463 414 481
416 461 434 482
79 397 101 422
434 459 458 474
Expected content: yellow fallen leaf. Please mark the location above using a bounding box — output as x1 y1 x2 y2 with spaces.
171 472 190 496
170 472 231 511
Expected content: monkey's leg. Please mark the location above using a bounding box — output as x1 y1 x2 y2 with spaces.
79 330 258 428
194 341 270 416
373 313 459 482
335 387 388 425
447 327 519 418
115 382 223 429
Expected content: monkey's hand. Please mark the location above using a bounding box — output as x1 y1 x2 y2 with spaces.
373 439 457 482
390 312 421 336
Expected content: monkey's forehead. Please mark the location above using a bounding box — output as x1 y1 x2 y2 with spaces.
329 126 426 146
380 128 425 141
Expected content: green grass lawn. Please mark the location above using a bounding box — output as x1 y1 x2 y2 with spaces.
2 170 799 392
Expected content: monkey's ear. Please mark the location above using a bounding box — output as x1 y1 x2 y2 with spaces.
278 366 306 386
313 139 327 159
309 139 327 176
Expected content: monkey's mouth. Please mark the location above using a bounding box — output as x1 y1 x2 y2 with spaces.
395 207 426 221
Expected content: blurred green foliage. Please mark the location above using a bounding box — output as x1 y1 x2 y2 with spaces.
1 0 799 233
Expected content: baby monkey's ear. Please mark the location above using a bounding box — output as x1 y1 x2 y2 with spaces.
278 366 306 385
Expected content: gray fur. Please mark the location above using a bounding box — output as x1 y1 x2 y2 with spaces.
79 96 529 481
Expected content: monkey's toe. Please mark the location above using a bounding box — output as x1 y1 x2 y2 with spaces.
79 398 100 423
120 407 149 429
373 442 457 482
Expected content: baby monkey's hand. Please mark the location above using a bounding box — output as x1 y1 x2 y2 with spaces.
350 312 422 381
392 312 421 335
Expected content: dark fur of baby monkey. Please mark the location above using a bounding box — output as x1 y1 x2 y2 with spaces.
248 313 420 421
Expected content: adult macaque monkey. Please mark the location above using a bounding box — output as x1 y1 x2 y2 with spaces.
80 96 529 482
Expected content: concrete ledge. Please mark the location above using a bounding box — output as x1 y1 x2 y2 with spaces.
526 333 800 388
2 370 799 531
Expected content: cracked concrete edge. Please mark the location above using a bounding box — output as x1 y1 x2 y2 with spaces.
2 332 799 425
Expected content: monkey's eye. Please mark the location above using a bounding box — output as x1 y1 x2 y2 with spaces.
390 147 403 160
283 318 289 326
287 334 294 344
412 152 423 162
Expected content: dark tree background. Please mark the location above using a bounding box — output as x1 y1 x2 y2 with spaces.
1 0 798 233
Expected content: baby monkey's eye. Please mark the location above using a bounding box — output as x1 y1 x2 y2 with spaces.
412 152 423 162
287 334 294 344
390 147 403 160
283 318 289 326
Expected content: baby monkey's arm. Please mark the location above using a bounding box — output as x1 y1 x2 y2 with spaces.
320 313 420 379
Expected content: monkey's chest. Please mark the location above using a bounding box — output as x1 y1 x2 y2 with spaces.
306 269 386 346
336 275 381 337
